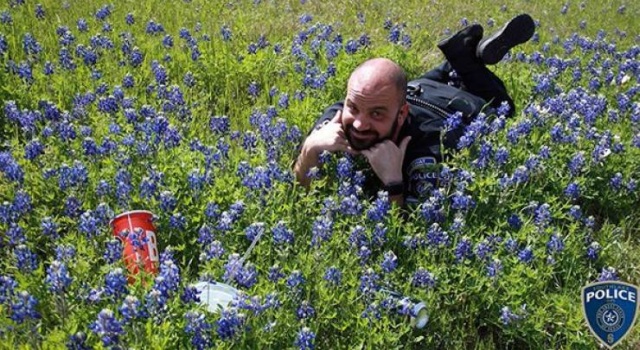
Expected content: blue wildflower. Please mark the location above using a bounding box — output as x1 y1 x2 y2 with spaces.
89 309 124 347
46 260 73 294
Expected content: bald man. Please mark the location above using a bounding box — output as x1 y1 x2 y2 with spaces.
294 14 535 206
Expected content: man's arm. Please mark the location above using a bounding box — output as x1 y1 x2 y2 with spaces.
293 110 353 188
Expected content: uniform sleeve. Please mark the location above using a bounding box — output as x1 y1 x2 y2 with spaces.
307 102 344 135
402 113 444 203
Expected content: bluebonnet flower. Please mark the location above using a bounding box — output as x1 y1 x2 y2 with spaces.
454 237 473 263
323 266 342 286
89 309 124 347
287 270 305 290
296 300 316 320
119 295 144 323
533 203 552 230
154 259 181 298
104 268 128 299
507 213 522 230
103 239 122 264
427 223 450 248
412 268 436 289
78 210 101 238
55 244 76 261
609 172 623 191
586 242 601 260
295 327 316 350
0 11 12 24
6 223 26 245
24 139 45 161
41 216 59 239
10 290 41 323
518 246 534 264
381 251 398 273
500 305 525 326
597 267 619 282
201 240 225 261
248 81 260 98
564 182 580 200
359 268 380 295
546 233 565 254
159 190 177 213
15 245 38 273
367 191 390 222
272 221 294 246
340 194 362 216
487 259 503 279
12 189 32 217
181 285 200 304
46 260 73 294
169 212 186 229
216 308 246 340
267 265 284 283
184 311 212 350
311 215 333 247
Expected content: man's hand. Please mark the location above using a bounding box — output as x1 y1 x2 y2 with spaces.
294 110 355 188
361 136 411 185
304 110 355 155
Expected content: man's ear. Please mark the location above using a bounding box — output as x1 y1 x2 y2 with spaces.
399 102 410 124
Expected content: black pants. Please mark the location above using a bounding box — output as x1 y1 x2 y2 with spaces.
419 61 515 117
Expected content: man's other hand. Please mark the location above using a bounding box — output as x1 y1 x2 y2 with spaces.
304 110 357 155
361 136 411 185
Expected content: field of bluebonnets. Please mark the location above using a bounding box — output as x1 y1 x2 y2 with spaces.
1 0 639 348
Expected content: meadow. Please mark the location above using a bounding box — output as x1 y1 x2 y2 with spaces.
0 0 639 348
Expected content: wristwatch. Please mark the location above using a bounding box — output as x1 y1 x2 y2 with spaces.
383 181 404 196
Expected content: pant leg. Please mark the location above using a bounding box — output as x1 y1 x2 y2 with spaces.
420 61 515 117
418 62 453 83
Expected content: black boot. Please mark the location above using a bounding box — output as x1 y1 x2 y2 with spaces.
437 24 484 74
476 14 535 65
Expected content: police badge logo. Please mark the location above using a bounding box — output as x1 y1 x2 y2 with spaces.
581 281 639 348
407 157 438 199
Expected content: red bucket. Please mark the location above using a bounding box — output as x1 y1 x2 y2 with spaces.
109 210 159 279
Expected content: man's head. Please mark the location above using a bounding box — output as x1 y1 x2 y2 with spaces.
342 58 409 151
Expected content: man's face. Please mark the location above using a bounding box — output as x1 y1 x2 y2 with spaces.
342 78 407 151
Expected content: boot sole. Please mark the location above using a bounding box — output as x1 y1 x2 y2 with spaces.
477 14 535 64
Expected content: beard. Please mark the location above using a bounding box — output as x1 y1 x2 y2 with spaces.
345 117 399 151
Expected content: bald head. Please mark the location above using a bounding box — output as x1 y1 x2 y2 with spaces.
348 58 407 105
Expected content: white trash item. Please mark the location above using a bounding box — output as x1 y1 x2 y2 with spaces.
411 302 429 329
193 281 239 313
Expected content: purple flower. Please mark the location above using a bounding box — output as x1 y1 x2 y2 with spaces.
272 221 294 246
546 233 565 254
287 270 305 289
119 295 144 322
89 309 124 347
367 191 390 222
487 259 503 279
103 239 122 264
15 245 38 273
454 237 473 263
46 260 73 294
311 215 333 247
499 305 524 326
295 327 316 350
104 268 128 299
411 268 436 289
185 311 212 349
586 242 601 260
518 246 534 264
216 308 246 340
359 268 380 295
0 275 17 303
381 251 398 273
323 266 342 286
597 267 619 282
296 300 315 319
10 290 41 324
